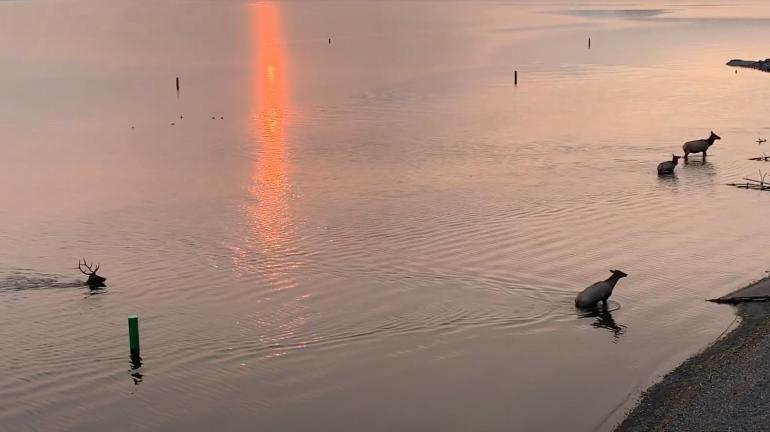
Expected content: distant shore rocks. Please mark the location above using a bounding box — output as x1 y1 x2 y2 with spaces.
727 58 770 72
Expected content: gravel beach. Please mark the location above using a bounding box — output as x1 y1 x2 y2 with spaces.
616 302 770 431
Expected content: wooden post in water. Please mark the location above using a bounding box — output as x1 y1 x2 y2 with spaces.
128 315 140 356
175 77 180 94
514 70 518 86
588 37 591 49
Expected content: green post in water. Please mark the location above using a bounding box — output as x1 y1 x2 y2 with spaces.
128 315 140 354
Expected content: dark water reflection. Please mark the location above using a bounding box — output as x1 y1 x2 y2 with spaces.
578 304 627 343
129 353 144 385
683 157 712 166
86 286 108 296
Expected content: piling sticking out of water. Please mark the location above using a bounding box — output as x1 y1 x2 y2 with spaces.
514 70 518 85
588 37 591 49
128 315 140 355
176 77 180 94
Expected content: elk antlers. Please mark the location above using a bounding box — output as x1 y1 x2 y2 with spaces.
77 258 107 288
77 258 100 275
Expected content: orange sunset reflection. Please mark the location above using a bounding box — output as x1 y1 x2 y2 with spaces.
236 2 296 287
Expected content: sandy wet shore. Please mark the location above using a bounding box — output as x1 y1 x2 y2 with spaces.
616 301 770 431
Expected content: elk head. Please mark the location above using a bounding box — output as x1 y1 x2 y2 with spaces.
78 259 106 288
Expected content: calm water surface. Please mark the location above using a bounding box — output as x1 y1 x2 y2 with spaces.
2 1 770 430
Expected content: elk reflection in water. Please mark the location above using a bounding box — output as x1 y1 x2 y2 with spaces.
578 304 627 343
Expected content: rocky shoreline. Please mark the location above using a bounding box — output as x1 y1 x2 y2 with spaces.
615 302 770 431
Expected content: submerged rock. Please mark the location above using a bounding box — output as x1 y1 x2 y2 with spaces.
727 58 770 72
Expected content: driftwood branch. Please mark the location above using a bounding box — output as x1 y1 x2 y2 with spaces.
742 177 765 183
726 182 770 190
708 296 770 304
728 170 770 190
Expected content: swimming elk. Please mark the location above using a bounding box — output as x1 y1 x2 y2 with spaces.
575 270 628 309
683 131 721 160
78 259 106 288
657 154 681 175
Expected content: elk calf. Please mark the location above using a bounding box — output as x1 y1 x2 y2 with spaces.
657 154 681 175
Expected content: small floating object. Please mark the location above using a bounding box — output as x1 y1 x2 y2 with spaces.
171 122 175 126
211 116 216 120
757 138 766 145
180 114 184 119
220 116 224 120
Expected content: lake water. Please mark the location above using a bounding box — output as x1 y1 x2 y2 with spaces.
2 1 770 430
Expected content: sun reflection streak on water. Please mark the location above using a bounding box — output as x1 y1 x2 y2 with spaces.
232 2 297 293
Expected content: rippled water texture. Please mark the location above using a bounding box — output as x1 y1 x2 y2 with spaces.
2 0 770 431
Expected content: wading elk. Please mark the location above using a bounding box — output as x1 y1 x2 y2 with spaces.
683 131 721 161
575 270 628 309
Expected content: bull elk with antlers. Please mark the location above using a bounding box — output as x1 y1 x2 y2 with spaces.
77 259 106 288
